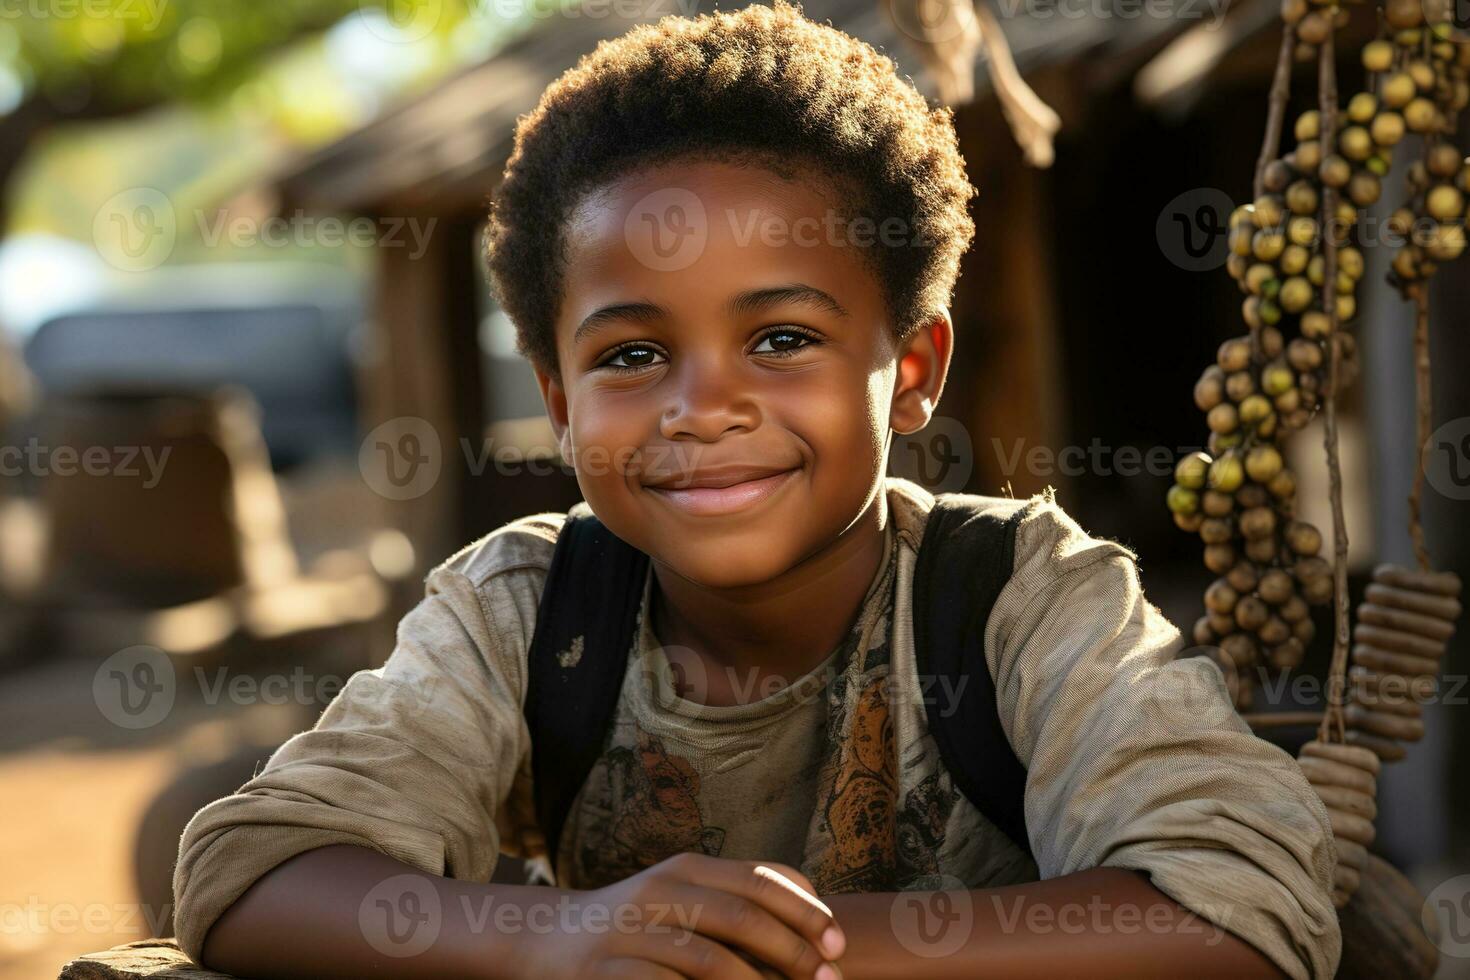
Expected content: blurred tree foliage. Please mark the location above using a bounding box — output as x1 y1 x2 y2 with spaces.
0 0 484 227
3 0 490 110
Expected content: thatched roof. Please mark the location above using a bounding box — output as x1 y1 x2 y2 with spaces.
268 0 1197 215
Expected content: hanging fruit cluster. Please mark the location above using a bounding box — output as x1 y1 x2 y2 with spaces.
1370 2 1470 292
1164 0 1469 914
1165 118 1374 700
1167 2 1470 707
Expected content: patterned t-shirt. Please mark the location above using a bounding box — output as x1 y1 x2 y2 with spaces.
173 477 1342 980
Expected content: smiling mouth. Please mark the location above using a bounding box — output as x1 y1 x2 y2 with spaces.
644 468 799 517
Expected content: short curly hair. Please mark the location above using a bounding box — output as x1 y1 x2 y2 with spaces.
484 0 977 380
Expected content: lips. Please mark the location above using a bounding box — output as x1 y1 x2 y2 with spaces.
644 465 799 517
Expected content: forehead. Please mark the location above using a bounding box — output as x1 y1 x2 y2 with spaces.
556 157 886 330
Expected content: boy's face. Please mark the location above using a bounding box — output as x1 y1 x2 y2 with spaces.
533 157 951 589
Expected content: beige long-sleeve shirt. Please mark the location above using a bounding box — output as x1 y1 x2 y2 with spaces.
173 476 1341 977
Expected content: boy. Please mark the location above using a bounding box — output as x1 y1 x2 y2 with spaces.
173 3 1341 977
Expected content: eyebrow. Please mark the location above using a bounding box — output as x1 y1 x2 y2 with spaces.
572 283 851 348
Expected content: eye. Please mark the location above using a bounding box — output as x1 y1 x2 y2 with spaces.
752 327 821 357
600 344 666 371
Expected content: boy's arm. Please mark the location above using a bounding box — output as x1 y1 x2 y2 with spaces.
201 844 848 980
891 496 1338 979
823 866 1284 979
173 561 533 967
200 844 532 979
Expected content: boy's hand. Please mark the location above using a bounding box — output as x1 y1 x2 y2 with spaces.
518 853 845 979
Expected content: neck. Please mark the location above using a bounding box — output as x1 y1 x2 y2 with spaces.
649 486 890 706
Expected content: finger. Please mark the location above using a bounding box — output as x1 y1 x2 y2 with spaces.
656 855 843 961
747 864 845 961
752 862 821 901
665 882 831 980
646 929 769 980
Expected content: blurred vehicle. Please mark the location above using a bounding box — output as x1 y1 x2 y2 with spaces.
21 262 365 473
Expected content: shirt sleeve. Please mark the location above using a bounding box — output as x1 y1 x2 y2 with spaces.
171 559 540 965
988 492 1341 980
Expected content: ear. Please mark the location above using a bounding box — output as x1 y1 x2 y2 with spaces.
889 310 954 436
533 364 573 460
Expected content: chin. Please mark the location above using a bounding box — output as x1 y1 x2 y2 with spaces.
650 532 799 590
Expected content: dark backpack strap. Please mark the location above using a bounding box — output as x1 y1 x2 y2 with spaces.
525 501 650 874
913 494 1032 859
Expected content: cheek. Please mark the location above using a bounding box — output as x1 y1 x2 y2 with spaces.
565 389 653 483
780 364 891 463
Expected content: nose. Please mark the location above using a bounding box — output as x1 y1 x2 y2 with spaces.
658 351 760 442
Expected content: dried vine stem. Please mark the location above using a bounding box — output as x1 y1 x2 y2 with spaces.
1408 287 1433 572
1316 29 1352 747
1254 26 1297 201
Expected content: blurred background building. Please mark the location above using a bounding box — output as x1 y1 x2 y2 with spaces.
1 1 1466 977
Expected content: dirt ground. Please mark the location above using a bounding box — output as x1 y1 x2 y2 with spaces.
0 652 315 980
